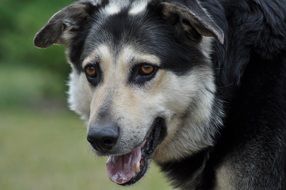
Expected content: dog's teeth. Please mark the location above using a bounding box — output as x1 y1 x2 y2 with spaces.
135 162 140 173
133 162 140 173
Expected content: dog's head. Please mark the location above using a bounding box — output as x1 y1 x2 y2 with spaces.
34 0 224 186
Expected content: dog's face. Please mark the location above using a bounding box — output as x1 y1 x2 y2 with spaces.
35 0 224 186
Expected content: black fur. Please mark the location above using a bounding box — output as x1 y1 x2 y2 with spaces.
159 0 286 189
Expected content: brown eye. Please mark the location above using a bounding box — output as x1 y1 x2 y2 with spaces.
85 64 97 78
138 64 156 76
129 63 159 84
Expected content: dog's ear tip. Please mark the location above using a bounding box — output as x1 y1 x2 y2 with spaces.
33 34 42 48
34 42 51 49
33 37 45 48
33 31 53 48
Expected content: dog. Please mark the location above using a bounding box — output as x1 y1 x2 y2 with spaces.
34 0 286 189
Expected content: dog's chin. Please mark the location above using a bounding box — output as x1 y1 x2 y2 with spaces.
104 117 167 186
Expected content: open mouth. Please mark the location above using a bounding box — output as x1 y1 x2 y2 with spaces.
106 117 166 185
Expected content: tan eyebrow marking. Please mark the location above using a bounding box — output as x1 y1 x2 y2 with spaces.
82 44 113 67
118 45 161 66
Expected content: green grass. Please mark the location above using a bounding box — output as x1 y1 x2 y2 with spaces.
0 64 65 108
0 108 171 190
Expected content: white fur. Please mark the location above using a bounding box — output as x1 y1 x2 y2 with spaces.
102 0 131 15
100 0 153 17
129 0 149 15
103 3 121 15
68 69 92 121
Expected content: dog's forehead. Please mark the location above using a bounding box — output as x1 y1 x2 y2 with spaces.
73 0 200 75
93 0 156 39
81 0 165 60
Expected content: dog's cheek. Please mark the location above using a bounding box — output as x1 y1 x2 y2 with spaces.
68 70 92 121
154 67 218 162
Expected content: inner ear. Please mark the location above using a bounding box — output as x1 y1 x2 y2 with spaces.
161 1 224 44
34 2 96 48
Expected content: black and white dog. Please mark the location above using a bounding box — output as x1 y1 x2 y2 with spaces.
34 0 286 189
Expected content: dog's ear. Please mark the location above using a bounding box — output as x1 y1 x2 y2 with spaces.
34 1 97 48
161 0 224 44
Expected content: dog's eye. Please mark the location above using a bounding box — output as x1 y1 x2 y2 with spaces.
138 64 156 76
84 64 98 78
84 63 102 86
129 63 159 85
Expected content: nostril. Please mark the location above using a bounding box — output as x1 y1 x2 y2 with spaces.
103 138 115 146
96 136 118 151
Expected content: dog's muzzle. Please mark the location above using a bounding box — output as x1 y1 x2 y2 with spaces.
87 118 167 185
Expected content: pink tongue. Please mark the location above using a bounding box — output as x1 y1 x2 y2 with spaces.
106 147 142 184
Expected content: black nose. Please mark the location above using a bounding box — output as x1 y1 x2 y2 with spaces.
87 122 119 152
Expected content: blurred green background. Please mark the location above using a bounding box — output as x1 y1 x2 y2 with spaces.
0 1 170 189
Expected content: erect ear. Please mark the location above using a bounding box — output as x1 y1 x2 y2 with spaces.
34 0 98 48
161 0 224 44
